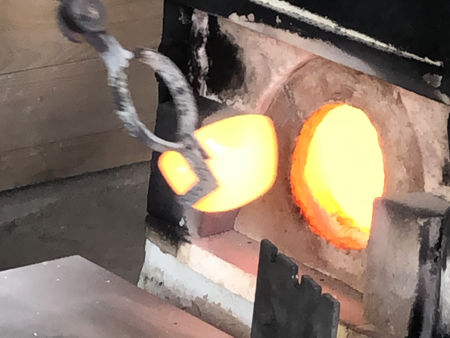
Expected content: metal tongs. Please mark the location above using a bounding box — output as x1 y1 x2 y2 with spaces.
56 0 217 207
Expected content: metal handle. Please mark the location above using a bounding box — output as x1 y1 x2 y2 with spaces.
57 0 218 206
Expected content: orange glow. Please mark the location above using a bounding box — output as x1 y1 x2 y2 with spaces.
158 114 278 213
291 104 385 250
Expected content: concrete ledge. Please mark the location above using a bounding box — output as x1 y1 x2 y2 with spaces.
138 240 253 338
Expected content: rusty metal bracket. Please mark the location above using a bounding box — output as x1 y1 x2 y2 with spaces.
56 0 217 206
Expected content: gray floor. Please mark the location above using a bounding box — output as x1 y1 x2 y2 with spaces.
0 162 150 284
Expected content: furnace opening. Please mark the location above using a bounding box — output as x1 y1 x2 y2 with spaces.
290 103 385 250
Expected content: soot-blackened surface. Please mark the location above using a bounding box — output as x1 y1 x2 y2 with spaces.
158 1 193 104
407 219 441 337
440 116 450 186
148 1 192 235
205 16 246 94
174 0 450 104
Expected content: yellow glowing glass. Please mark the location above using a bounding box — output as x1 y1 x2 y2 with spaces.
291 104 385 250
158 114 278 213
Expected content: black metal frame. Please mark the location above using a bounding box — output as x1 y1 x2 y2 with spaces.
251 240 340 338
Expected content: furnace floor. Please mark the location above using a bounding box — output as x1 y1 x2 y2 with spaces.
0 162 150 284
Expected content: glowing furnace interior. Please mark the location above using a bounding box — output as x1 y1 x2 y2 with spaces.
290 104 385 250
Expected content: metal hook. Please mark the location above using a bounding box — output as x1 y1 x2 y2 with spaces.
57 0 217 206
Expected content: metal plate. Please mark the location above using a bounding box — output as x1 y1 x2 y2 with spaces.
0 256 230 338
251 240 340 338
